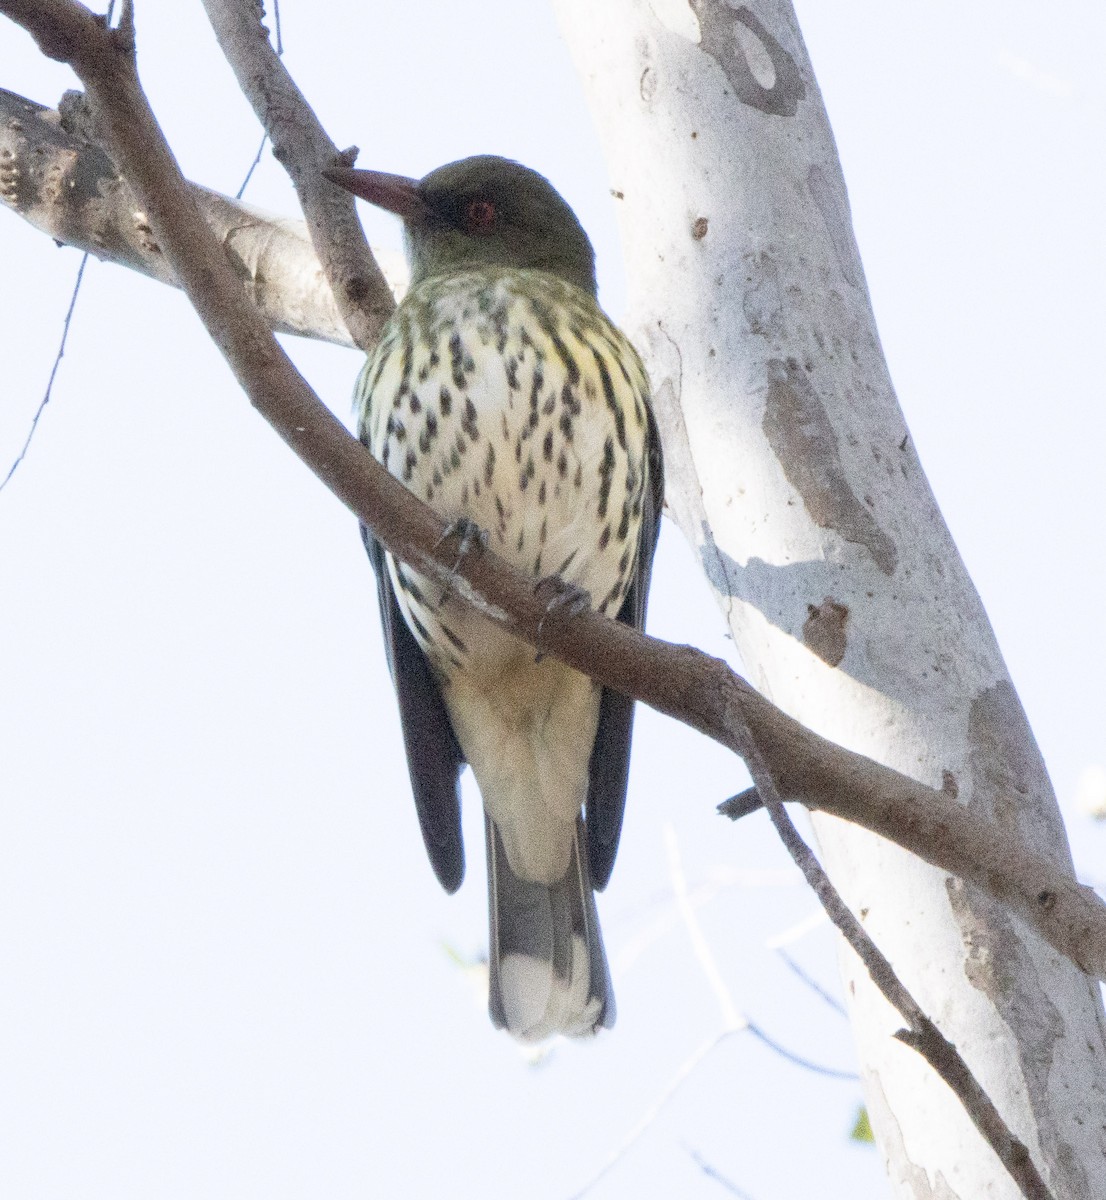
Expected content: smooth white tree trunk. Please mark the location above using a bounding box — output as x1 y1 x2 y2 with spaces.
553 1 1106 1194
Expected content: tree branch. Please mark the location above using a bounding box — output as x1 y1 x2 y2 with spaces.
0 0 1102 994
0 85 355 346
199 0 393 352
759 793 1051 1198
0 8 1086 1188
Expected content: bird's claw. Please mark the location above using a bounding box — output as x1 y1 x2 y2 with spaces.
534 576 592 661
436 518 489 603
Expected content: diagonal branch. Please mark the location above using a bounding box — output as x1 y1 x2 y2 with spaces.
0 252 87 490
0 85 355 346
754 782 1052 1197
0 0 1102 995
0 7 1083 1188
199 0 393 352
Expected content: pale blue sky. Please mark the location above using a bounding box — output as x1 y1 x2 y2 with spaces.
1 3 1103 1198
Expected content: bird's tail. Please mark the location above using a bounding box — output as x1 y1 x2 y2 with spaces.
486 814 614 1041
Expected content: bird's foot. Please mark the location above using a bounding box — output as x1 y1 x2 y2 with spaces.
533 576 592 661
436 517 489 603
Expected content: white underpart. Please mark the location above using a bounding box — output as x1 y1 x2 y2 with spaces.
357 267 650 886
501 944 603 1042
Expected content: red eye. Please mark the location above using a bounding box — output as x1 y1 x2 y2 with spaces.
465 199 497 230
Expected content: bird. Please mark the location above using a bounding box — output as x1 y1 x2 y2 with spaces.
325 155 663 1041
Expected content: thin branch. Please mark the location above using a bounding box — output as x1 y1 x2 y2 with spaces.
571 1015 851 1200
755 783 1053 1197
667 823 854 1077
0 87 353 346
235 132 267 199
268 0 282 55
233 0 282 200
665 823 746 1029
569 1029 739 1200
0 9 1074 1191
763 907 828 950
0 0 1102 999
743 1021 857 1081
682 1146 756 1200
577 829 851 1198
775 949 847 1019
200 0 392 351
0 252 87 492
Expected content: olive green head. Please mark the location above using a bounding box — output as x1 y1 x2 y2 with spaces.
325 155 597 296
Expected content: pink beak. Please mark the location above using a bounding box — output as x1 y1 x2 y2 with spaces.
323 166 428 221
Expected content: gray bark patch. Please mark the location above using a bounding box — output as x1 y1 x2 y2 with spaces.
946 876 1089 1197
742 251 784 338
802 596 849 666
762 358 898 575
689 2 805 117
808 164 860 288
955 681 1102 1196
642 327 700 538
966 680 1070 863
864 1073 966 1199
697 519 742 600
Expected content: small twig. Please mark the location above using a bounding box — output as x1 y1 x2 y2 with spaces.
757 793 1054 1200
0 23 1088 1196
744 1020 857 1080
0 253 88 493
668 820 855 1078
763 907 828 950
268 0 282 55
568 1029 738 1200
233 1 283 200
682 1145 756 1199
718 786 762 821
578 831 850 1199
743 1022 854 1080
665 823 745 1029
570 1016 852 1200
235 132 267 199
775 949 848 1018
200 0 392 350
2 59 1103 983
671 826 852 1069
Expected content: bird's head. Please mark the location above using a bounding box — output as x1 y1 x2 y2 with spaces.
325 155 597 296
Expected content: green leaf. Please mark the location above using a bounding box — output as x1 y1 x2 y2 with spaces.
850 1106 874 1144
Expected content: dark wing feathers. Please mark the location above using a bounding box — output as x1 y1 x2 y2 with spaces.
361 525 466 894
585 404 664 890
363 382 662 897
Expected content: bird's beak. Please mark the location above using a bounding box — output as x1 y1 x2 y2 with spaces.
323 166 428 222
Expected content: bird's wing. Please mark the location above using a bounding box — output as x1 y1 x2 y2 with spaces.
361 524 466 894
585 402 665 891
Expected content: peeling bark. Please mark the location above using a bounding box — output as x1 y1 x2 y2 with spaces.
0 86 358 345
4 2 1104 1191
802 596 849 666
762 356 898 575
554 0 1106 1193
